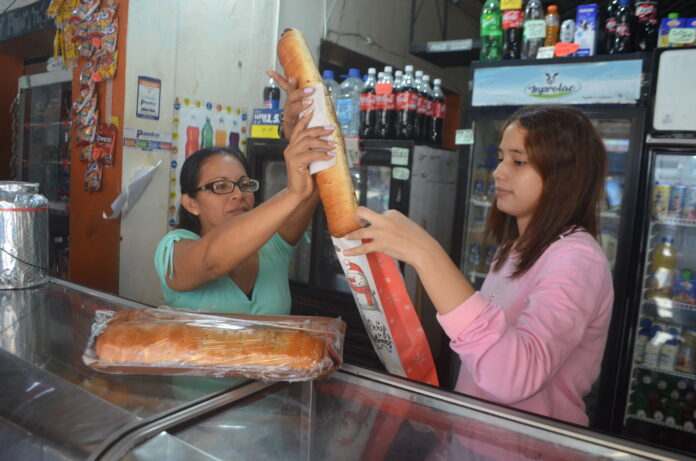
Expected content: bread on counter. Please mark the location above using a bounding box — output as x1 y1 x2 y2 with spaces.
85 308 346 381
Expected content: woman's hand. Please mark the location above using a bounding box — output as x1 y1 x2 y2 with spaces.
284 110 335 201
343 207 439 269
267 70 313 140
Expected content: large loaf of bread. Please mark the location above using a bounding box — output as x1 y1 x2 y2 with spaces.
88 308 345 380
277 28 360 238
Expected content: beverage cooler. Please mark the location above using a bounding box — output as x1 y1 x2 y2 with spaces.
613 47 696 454
452 53 650 432
14 69 72 278
247 138 461 387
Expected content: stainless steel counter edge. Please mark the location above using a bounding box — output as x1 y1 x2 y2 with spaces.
90 380 273 461
338 364 688 461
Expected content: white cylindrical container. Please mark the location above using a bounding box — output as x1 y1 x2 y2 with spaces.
0 182 49 289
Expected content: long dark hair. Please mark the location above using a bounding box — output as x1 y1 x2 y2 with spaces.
177 145 250 235
487 105 607 278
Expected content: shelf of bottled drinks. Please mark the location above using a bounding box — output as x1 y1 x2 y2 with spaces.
319 65 447 148
478 0 694 63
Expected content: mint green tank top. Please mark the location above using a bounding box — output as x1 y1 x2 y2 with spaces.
154 229 294 315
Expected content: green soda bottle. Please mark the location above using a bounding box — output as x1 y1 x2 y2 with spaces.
480 0 503 61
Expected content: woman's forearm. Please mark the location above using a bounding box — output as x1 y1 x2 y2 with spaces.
412 238 476 315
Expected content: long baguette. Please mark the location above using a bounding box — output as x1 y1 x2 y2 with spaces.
95 309 327 372
277 28 360 238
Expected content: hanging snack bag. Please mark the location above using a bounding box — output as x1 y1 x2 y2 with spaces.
76 109 99 146
92 51 118 82
80 144 97 163
84 161 102 191
95 124 117 166
69 0 100 23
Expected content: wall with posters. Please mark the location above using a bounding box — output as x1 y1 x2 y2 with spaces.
119 0 279 305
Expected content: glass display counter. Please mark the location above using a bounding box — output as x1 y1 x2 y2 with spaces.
0 279 689 460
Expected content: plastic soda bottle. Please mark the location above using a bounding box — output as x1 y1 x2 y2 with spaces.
359 68 377 139
647 237 677 300
263 78 280 110
395 65 418 140
544 5 560 47
634 0 658 51
429 78 445 145
522 0 545 58
612 0 634 54
480 0 503 61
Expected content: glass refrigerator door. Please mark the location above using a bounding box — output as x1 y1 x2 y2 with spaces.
460 118 504 288
623 150 696 450
460 117 633 286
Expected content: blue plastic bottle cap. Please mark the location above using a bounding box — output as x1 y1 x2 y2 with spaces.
322 70 335 80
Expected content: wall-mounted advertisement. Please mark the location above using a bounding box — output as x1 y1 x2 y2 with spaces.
167 98 247 229
472 59 642 106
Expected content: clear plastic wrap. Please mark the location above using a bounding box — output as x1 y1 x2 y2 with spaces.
83 307 346 381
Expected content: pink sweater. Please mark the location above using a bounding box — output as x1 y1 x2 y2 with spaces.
437 231 613 426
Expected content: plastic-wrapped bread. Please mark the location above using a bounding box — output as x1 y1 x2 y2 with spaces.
276 28 360 238
83 308 346 381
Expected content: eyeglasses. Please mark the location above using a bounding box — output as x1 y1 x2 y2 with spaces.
194 178 259 195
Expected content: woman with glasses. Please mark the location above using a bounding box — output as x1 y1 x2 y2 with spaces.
154 97 334 315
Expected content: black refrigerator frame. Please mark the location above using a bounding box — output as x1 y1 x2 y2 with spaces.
607 46 696 455
451 52 653 434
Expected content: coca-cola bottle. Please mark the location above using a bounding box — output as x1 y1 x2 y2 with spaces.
429 78 445 146
359 67 377 139
395 65 418 140
415 75 433 143
603 0 620 54
611 0 633 54
502 7 524 59
634 1 658 51
376 66 396 139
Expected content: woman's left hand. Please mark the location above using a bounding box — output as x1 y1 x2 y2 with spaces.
267 70 312 140
284 110 335 202
343 207 439 268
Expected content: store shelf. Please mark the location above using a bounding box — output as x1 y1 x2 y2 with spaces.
470 198 492 207
652 216 696 228
633 363 696 381
625 414 696 434
600 210 621 219
410 39 480 67
642 298 696 313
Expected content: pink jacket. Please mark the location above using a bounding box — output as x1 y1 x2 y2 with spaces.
437 231 613 426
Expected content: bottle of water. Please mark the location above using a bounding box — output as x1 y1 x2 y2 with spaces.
322 70 339 106
336 68 362 137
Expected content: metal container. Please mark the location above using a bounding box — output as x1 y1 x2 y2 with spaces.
0 182 49 289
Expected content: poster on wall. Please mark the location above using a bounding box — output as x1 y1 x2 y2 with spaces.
136 76 161 120
167 97 247 229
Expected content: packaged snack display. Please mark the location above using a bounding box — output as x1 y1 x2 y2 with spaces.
83 308 346 381
84 161 102 191
94 124 117 166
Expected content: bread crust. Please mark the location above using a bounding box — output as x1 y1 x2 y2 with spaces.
277 28 360 238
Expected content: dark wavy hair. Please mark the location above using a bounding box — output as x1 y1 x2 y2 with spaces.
487 105 607 279
177 145 250 235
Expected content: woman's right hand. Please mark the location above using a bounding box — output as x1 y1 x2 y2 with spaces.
284 110 335 201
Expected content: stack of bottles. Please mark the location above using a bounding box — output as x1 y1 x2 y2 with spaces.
479 0 696 61
321 65 447 145
646 236 696 306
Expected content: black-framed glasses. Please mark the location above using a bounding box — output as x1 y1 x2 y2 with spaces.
194 178 260 195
